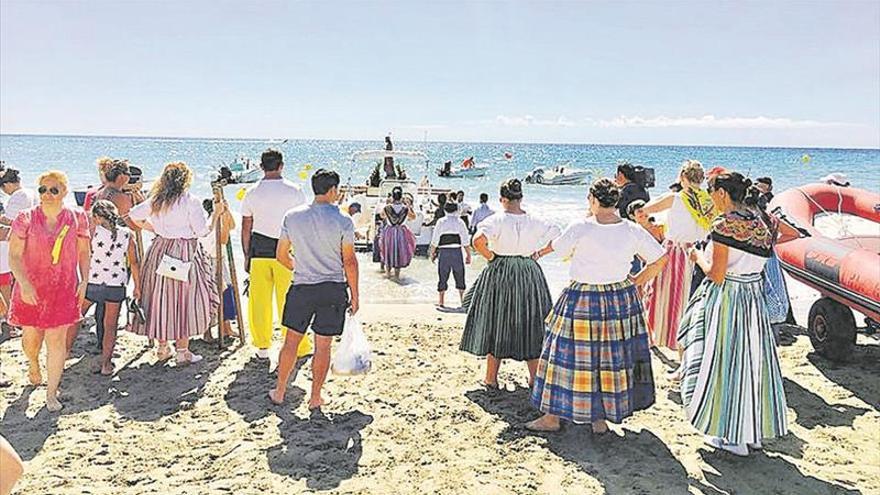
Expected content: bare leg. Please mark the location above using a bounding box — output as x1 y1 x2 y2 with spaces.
65 321 79 356
270 329 305 403
308 335 332 409
101 302 121 374
394 268 401 279
438 291 445 307
527 359 538 388
44 326 67 411
458 289 465 307
485 354 500 387
21 326 43 385
0 434 24 495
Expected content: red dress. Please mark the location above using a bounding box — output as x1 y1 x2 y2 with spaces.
8 206 90 329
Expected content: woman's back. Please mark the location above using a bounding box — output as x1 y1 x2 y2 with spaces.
478 211 559 256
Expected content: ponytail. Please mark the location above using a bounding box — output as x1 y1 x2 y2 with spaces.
91 200 121 242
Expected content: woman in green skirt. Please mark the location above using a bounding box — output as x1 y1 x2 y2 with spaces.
460 179 560 389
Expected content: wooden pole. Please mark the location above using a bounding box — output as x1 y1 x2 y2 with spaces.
225 234 247 347
212 184 226 349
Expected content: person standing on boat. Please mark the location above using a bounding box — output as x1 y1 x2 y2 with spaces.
240 149 313 361
383 135 396 179
460 179 560 389
640 160 715 369
380 186 416 279
679 172 789 456
615 162 650 221
526 178 668 433
269 169 359 409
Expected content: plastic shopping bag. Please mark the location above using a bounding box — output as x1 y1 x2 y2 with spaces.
331 316 372 376
763 253 791 325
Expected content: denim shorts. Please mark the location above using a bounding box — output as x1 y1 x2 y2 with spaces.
86 284 127 304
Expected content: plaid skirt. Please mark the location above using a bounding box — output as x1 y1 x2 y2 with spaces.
530 280 655 424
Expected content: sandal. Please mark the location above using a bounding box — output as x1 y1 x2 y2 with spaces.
176 349 203 365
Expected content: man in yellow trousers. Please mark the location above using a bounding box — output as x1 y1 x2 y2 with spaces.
241 149 312 361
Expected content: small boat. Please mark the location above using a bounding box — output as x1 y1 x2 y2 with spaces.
217 158 262 184
73 165 148 207
771 182 880 361
437 161 489 179
524 165 592 186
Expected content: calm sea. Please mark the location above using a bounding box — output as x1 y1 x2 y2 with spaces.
2 134 878 303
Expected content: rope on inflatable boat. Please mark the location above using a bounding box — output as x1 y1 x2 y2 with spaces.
795 184 863 247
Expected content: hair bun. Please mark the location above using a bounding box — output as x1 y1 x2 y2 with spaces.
500 178 524 200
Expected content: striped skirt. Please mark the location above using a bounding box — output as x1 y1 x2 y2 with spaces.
129 237 219 341
645 242 693 349
460 256 552 361
380 225 416 269
531 281 655 424
679 273 788 445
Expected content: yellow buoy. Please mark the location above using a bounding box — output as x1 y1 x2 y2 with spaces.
236 187 248 201
298 171 309 180
304 163 313 171
801 154 812 164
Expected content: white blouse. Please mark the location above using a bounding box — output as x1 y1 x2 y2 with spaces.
665 193 709 244
130 192 211 240
476 211 560 256
553 217 666 284
705 241 767 275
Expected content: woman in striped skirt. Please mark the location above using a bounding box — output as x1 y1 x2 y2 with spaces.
129 162 221 364
640 160 715 373
526 178 668 433
461 179 560 388
680 172 789 456
380 186 416 280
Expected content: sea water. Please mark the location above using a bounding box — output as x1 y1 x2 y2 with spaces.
2 134 878 303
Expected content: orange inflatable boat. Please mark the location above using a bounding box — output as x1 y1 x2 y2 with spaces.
770 183 880 360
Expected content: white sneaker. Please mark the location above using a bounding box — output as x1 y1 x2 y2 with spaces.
721 442 749 457
256 349 270 360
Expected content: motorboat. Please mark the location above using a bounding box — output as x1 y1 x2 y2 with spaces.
339 149 452 254
524 164 592 186
437 160 489 179
770 181 880 361
217 157 262 184
73 165 148 207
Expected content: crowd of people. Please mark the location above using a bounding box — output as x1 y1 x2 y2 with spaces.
0 154 797 491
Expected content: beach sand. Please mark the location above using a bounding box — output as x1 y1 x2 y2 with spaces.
0 276 878 494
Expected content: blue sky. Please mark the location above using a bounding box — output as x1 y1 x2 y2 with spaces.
1 0 878 148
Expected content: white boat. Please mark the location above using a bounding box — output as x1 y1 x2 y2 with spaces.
524 165 593 186
340 149 452 254
437 162 489 179
217 157 262 184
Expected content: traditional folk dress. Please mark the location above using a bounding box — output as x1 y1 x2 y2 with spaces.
128 193 219 341
645 188 715 349
380 203 416 269
530 217 666 423
679 210 788 445
460 212 559 361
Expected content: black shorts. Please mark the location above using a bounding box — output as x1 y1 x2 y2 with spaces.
86 284 126 304
282 282 349 337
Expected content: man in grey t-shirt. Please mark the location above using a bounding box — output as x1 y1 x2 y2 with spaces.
269 169 360 410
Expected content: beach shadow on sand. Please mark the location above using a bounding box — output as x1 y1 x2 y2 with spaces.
224 356 374 491
784 377 868 430
807 345 880 411
466 387 691 493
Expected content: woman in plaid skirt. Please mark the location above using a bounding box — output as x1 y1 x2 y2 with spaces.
526 178 668 433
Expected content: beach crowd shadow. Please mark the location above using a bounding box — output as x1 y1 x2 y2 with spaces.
808 345 880 411
784 377 868 430
465 387 690 493
224 355 373 491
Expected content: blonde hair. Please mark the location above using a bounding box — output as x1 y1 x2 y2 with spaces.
96 156 115 178
679 159 705 186
37 170 69 192
150 162 193 213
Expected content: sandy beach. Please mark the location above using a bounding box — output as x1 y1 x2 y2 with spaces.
0 274 877 495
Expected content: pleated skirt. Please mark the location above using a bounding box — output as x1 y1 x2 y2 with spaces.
679 273 788 445
460 256 552 361
380 225 415 269
645 242 693 349
531 281 655 424
130 237 219 341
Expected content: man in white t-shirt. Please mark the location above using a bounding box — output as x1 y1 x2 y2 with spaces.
241 149 312 360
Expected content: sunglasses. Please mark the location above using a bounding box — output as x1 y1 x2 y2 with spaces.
38 186 61 196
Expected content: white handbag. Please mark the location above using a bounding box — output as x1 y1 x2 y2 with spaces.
156 254 191 283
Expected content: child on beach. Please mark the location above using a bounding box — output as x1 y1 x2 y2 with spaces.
429 202 472 308
82 200 141 375
200 198 238 341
